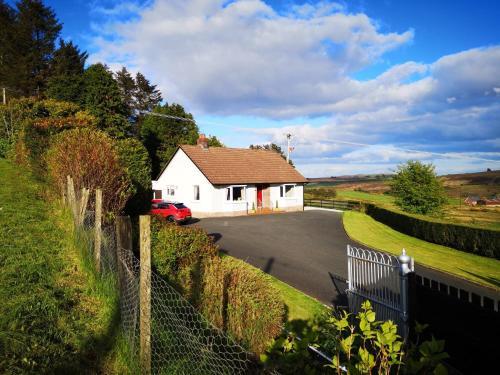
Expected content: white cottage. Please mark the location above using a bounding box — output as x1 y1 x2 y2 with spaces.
152 135 308 218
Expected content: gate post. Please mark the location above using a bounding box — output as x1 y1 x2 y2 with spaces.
399 249 413 340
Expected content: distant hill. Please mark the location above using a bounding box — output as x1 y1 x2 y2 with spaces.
307 174 392 183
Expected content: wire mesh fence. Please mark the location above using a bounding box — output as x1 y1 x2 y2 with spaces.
66 179 257 374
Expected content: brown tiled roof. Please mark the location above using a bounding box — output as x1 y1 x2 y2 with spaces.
178 145 307 184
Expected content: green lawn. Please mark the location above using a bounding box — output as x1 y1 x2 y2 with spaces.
0 159 128 373
265 274 328 322
336 190 395 207
343 211 500 291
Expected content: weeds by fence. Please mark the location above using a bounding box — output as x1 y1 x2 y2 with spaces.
65 176 256 374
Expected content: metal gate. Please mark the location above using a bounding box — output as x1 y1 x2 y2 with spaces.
346 245 414 339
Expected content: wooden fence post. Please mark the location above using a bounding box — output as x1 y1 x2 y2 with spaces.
67 175 77 220
140 215 151 374
95 189 102 273
78 188 90 227
115 216 132 291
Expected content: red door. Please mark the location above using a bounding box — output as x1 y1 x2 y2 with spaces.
257 185 263 207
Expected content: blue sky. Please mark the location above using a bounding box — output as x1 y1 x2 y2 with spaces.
14 0 500 176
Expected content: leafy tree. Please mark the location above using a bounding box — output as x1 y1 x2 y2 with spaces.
390 160 447 214
115 66 136 117
249 143 294 166
140 103 198 177
46 40 87 103
135 72 162 114
0 1 18 92
15 0 62 96
115 138 152 215
82 63 130 137
207 135 224 147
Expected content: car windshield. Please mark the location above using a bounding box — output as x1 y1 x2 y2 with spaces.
157 203 169 209
174 203 187 209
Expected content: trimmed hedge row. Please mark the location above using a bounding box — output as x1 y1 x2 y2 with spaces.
364 204 500 259
151 219 286 354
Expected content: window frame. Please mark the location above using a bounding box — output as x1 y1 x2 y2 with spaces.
280 184 296 199
225 185 247 202
193 185 200 201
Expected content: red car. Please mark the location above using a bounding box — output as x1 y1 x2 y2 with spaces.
150 200 192 223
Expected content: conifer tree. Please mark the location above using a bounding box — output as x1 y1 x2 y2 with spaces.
115 67 136 117
15 0 62 96
82 63 130 137
46 40 87 103
135 72 162 113
0 1 18 93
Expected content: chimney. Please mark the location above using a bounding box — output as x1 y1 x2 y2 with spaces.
197 133 209 149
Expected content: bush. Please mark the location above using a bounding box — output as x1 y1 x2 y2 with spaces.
22 116 93 178
0 138 11 158
264 301 448 375
151 221 218 298
390 161 447 214
46 128 131 217
365 204 500 259
151 221 286 354
115 138 152 215
310 187 337 199
201 256 285 354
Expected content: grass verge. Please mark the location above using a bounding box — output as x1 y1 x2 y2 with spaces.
220 254 328 322
0 158 134 373
343 211 500 291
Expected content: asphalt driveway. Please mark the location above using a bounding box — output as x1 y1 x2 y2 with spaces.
193 210 354 306
192 209 499 306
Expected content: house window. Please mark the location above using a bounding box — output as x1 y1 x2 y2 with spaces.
194 185 200 201
225 185 246 201
166 186 176 197
153 190 162 200
280 184 295 198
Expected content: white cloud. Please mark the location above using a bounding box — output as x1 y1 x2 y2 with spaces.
89 0 413 116
88 0 500 176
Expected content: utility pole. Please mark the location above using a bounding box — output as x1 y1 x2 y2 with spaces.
2 88 5 105
285 133 292 163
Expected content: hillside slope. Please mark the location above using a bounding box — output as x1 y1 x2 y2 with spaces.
0 159 125 373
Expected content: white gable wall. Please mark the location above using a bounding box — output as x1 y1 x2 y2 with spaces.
153 149 215 215
270 184 304 210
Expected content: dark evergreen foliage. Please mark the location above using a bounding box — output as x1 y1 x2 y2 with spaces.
140 103 198 177
82 63 130 137
14 0 62 95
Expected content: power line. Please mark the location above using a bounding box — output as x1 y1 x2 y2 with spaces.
139 110 195 123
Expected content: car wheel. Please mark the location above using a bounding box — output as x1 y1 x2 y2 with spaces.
167 215 175 223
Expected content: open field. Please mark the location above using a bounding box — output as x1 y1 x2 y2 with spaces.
343 211 500 291
0 159 128 373
305 170 500 230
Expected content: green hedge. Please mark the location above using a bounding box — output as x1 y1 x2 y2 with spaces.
151 220 285 354
364 204 500 259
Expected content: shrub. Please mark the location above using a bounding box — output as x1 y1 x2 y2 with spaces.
22 116 93 178
201 256 285 354
0 138 11 158
151 221 286 354
390 161 447 214
46 128 131 217
264 301 448 375
224 257 285 354
365 204 500 259
115 138 152 215
151 221 218 299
